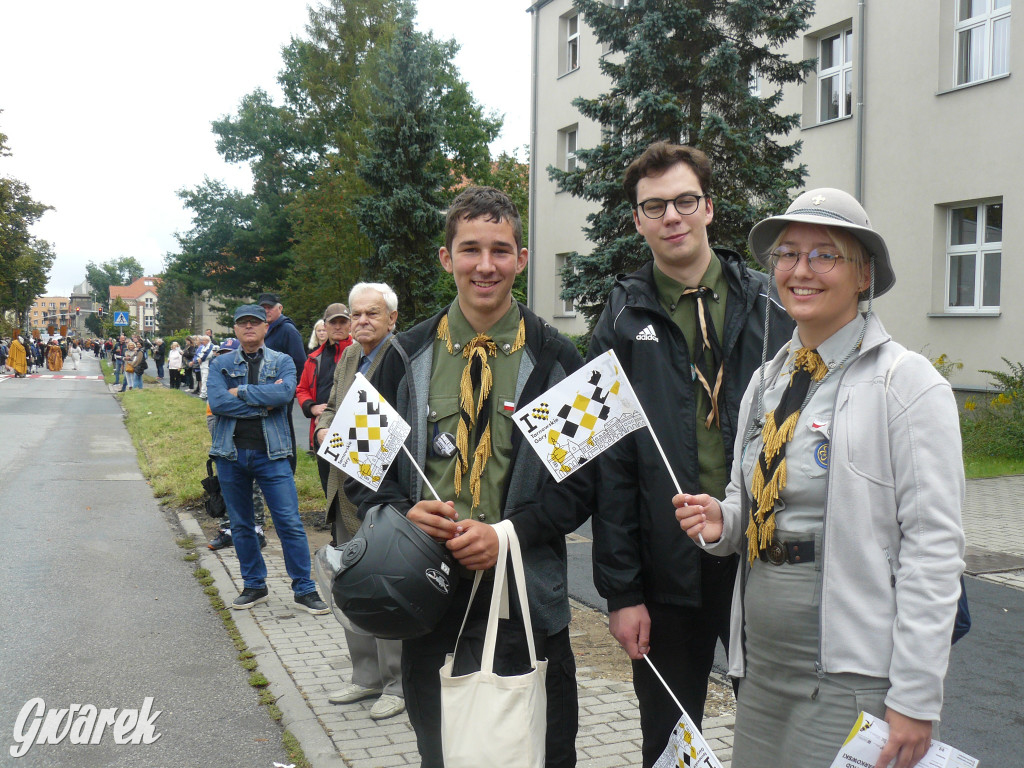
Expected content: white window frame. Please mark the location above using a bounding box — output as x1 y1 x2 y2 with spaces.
945 200 1002 312
565 14 580 74
555 253 578 317
749 67 762 97
564 128 578 172
955 0 1012 85
817 28 853 123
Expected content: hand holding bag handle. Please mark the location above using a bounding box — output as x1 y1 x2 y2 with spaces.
441 519 547 768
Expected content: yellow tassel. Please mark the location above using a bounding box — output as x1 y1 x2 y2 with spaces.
746 516 760 564
511 318 526 353
468 424 492 509
437 314 453 354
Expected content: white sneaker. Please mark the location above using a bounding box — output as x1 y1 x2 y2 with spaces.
328 683 382 704
370 694 405 720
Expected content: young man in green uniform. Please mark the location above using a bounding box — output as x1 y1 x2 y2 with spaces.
347 186 591 767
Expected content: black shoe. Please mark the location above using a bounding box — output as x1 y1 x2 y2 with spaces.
294 592 330 615
232 587 269 610
208 531 233 550
257 532 267 549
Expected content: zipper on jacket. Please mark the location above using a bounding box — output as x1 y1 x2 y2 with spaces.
883 546 897 588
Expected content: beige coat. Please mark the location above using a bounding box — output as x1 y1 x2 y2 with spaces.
316 336 393 537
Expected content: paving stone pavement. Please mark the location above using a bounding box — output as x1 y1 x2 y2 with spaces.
186 473 1024 768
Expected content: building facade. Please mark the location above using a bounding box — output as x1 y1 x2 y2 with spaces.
27 296 71 334
109 276 160 335
528 0 1020 389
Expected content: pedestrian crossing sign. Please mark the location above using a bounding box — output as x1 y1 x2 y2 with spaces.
113 311 129 326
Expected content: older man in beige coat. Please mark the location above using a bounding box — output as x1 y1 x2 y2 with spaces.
314 282 404 721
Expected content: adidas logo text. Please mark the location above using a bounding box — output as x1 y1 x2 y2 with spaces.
635 325 659 342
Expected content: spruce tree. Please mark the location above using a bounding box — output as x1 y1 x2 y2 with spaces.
549 0 815 329
355 4 500 326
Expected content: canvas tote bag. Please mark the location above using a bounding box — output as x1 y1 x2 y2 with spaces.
440 519 547 768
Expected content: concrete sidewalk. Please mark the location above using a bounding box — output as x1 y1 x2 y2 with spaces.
184 473 1024 768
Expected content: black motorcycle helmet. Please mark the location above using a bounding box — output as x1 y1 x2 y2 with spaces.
332 503 457 640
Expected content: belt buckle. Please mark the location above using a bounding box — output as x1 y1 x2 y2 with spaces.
765 540 787 566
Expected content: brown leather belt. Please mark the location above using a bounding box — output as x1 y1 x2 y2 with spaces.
760 538 815 565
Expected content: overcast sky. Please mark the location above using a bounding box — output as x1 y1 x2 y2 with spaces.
0 1 532 296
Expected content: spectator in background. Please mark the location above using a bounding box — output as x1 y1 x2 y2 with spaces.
257 292 307 473
194 334 214 400
316 283 403 720
298 303 352 488
307 319 327 351
182 336 197 391
152 338 166 379
168 342 184 389
207 304 327 614
121 341 138 391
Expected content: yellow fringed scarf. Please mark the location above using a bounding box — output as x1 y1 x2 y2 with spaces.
745 347 828 564
436 313 526 509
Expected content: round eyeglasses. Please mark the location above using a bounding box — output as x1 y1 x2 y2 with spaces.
769 248 847 274
636 194 707 219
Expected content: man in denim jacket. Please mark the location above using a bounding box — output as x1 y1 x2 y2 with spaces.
207 304 329 614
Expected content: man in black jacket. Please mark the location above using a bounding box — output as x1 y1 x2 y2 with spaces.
587 142 792 767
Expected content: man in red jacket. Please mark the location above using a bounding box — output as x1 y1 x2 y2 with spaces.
297 303 353 493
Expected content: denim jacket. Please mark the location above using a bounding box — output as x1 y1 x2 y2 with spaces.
207 346 297 461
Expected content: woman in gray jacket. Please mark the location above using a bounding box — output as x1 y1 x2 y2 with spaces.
675 189 965 768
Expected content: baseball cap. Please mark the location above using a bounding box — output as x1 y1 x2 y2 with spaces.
256 292 280 307
323 303 351 322
218 338 240 353
233 304 267 324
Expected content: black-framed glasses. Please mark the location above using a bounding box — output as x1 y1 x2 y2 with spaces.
636 194 707 219
769 248 847 274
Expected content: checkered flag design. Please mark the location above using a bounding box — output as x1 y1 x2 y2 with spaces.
316 373 411 491
513 350 648 482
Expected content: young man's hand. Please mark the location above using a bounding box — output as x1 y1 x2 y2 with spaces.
407 500 458 542
609 604 652 660
446 520 499 570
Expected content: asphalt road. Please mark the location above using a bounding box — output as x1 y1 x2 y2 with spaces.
0 356 289 767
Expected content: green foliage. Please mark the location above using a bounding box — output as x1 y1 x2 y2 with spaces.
0 126 54 330
926 350 964 380
85 257 145 306
154 275 196 335
552 0 815 328
960 358 1024 461
354 7 502 327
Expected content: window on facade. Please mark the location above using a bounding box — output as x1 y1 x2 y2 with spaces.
818 28 853 122
749 68 762 97
565 14 580 73
565 129 578 172
144 315 154 327
956 0 1011 85
947 200 1002 311
555 254 577 316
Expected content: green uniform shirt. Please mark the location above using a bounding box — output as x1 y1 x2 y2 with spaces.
423 301 524 524
652 258 729 500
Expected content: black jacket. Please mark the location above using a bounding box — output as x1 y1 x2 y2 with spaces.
587 249 793 611
346 302 596 633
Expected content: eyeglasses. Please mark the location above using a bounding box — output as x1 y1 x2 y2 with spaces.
234 318 265 328
769 248 848 274
636 194 707 219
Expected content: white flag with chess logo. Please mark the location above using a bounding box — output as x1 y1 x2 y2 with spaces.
512 349 647 481
317 372 411 491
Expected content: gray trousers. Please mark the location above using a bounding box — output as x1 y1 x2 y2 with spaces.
333 514 403 697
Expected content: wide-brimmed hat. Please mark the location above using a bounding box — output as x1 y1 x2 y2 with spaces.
323 303 350 323
748 188 895 296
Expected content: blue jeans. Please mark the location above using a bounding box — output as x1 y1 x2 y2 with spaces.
113 358 123 384
215 449 316 596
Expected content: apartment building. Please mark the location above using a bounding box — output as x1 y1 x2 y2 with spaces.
528 0 1019 389
109 276 160 334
